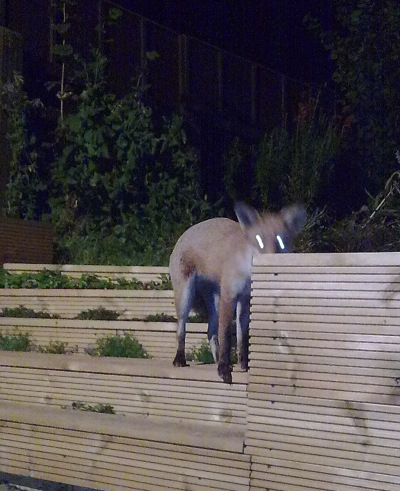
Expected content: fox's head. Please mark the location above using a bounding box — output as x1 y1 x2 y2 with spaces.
234 202 307 254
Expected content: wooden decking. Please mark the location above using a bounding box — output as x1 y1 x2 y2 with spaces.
248 252 400 491
1 254 400 490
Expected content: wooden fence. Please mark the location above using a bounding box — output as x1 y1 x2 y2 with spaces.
0 317 206 359
248 251 400 490
3 263 169 282
1 253 400 490
0 288 176 318
0 217 53 264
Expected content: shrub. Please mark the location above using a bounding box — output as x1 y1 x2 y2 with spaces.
186 340 215 364
0 329 31 351
71 401 115 414
93 332 149 358
0 306 59 318
0 269 152 290
37 341 69 354
143 313 176 322
75 308 120 321
254 92 344 209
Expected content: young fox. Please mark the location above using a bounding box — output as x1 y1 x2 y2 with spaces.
169 202 306 383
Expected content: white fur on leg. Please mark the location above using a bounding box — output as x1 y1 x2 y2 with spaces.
236 301 242 349
209 334 219 363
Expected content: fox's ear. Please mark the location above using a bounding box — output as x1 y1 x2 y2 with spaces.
280 204 307 233
234 202 261 229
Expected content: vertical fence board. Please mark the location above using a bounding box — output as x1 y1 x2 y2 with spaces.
247 252 400 490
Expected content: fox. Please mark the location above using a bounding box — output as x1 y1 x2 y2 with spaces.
169 202 306 383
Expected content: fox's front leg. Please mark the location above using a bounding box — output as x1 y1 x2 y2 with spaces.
217 296 235 384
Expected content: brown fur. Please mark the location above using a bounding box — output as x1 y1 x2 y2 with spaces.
169 203 306 383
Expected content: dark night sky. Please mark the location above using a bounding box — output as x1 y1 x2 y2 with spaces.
114 0 333 86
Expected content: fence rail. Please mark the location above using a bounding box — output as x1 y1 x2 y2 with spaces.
1 254 400 489
248 251 400 490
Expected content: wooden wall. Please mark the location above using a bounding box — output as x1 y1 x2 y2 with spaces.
0 288 176 318
1 254 400 489
0 355 249 490
0 217 53 264
0 318 206 359
3 263 169 282
248 251 400 490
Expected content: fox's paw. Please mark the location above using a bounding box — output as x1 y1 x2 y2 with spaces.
218 362 233 384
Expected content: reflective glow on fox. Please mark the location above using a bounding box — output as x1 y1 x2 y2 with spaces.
169 202 306 383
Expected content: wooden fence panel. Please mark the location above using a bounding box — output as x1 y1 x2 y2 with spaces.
0 402 250 491
0 288 176 318
0 217 53 264
0 318 207 359
0 353 247 426
247 252 400 491
3 263 169 282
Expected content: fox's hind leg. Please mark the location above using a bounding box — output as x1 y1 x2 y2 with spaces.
196 276 219 363
205 291 219 363
173 275 195 367
236 293 250 371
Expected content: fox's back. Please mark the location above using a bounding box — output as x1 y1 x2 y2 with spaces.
169 217 248 285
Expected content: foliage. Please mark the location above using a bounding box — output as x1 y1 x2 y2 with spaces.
0 268 148 290
0 73 47 219
186 339 238 364
253 92 344 209
75 308 120 320
50 46 214 265
92 332 149 358
143 313 177 322
0 329 31 351
222 137 253 202
1 5 216 266
306 0 400 194
71 401 116 414
0 306 59 318
144 274 172 290
37 340 69 354
297 169 400 253
186 340 215 364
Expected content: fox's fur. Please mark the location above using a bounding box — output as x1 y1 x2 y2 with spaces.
169 202 306 383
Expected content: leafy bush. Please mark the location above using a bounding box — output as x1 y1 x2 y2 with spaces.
143 313 177 322
0 329 31 351
0 306 59 318
254 92 344 209
297 169 400 253
37 340 69 354
71 401 115 414
306 0 400 195
186 340 215 364
144 274 173 290
1 6 217 266
93 332 149 358
0 268 151 290
75 308 120 321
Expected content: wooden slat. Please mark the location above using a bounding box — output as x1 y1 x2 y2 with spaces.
0 403 250 491
3 263 169 282
247 251 400 490
250 456 398 491
0 288 176 318
252 251 400 267
0 318 207 358
0 353 248 425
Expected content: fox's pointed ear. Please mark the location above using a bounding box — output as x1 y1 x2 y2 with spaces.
280 204 307 233
234 202 261 229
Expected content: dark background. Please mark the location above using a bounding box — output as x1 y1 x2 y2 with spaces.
115 0 333 85
1 0 342 208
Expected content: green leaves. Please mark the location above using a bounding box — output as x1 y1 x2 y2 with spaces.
310 0 400 193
